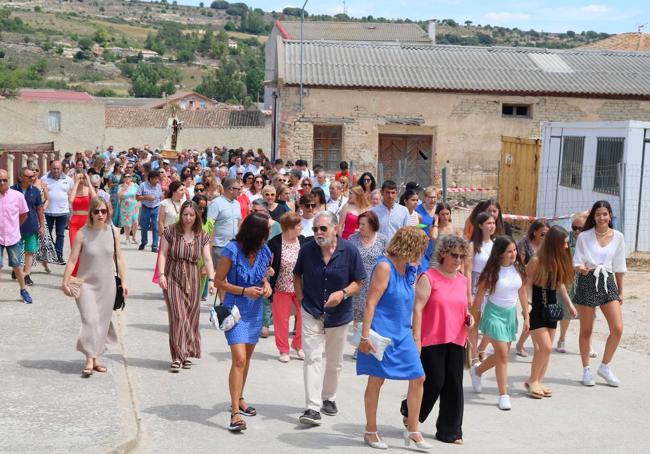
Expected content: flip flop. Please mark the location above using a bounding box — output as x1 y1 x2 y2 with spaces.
525 382 544 399
93 365 107 373
541 386 553 397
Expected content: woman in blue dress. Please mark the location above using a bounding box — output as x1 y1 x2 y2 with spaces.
214 213 272 433
357 227 432 451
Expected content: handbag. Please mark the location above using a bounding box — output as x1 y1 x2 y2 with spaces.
111 227 126 311
209 243 241 331
541 276 562 322
463 340 472 369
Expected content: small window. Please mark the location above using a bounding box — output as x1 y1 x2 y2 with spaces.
180 101 187 109
502 103 530 118
313 125 342 172
559 136 585 189
48 111 61 132
594 137 624 195
200 101 207 109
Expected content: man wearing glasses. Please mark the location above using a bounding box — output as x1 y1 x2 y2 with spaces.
0 169 33 303
293 211 365 426
299 194 316 238
207 177 242 274
10 167 45 288
42 160 74 265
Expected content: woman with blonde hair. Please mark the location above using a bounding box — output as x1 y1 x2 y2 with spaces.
524 225 576 398
62 197 128 377
357 227 431 450
338 185 371 239
271 184 294 220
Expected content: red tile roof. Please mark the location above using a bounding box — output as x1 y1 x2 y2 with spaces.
18 89 95 103
105 108 264 129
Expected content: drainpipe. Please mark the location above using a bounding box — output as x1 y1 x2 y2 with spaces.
299 0 308 113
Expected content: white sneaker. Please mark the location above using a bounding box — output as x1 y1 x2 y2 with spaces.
498 394 511 411
582 367 596 386
278 353 290 363
555 341 567 353
597 364 620 387
469 365 482 393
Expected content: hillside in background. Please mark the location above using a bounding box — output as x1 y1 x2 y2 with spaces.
0 0 616 102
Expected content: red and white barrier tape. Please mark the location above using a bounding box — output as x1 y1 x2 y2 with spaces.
446 187 498 193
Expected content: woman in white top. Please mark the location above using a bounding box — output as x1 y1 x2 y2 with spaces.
245 175 264 203
153 181 184 284
400 189 421 226
469 236 528 411
464 212 495 363
573 200 626 387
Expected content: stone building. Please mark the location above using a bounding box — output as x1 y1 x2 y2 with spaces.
266 27 650 186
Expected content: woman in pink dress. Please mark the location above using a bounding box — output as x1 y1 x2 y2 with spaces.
337 185 371 239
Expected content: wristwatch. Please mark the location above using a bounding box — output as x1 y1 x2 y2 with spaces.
342 288 348 298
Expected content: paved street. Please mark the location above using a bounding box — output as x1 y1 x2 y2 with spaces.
1 243 649 453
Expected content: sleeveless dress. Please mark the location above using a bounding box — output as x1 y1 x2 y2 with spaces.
356 257 425 380
69 194 91 276
162 226 210 362
75 226 118 357
342 211 359 239
118 183 139 228
222 241 272 346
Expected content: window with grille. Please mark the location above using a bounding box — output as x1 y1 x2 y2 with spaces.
559 136 584 189
48 111 61 132
313 125 342 172
594 137 624 195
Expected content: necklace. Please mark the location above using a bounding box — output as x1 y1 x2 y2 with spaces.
595 228 611 237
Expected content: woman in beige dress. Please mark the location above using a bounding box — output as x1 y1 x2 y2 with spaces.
62 196 128 377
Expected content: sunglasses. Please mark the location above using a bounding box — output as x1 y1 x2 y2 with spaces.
263 192 276 197
93 209 108 215
361 178 370 182
124 175 132 178
302 203 316 208
312 226 329 233
572 225 583 231
0 179 8 183
449 253 467 260
195 188 205 192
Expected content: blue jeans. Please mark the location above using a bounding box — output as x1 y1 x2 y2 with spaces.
139 205 159 248
45 213 68 261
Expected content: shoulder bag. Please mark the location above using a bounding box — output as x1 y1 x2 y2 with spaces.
541 275 562 322
111 227 126 311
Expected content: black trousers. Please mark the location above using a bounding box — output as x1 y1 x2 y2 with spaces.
401 343 464 443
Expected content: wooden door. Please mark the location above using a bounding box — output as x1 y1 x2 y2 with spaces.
499 136 541 219
378 134 433 187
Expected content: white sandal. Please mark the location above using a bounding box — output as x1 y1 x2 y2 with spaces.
364 431 388 450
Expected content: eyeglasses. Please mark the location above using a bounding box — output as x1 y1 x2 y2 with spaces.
572 225 583 231
254 180 264 184
449 253 467 260
302 203 316 208
312 226 329 233
0 179 8 183
93 209 108 215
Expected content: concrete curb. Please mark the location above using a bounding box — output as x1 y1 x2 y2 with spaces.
105 312 142 454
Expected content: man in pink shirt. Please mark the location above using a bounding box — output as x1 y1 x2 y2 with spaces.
0 169 32 304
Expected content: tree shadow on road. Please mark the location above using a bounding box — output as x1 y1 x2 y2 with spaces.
18 359 82 375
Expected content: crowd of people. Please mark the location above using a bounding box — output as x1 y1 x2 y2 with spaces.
0 146 627 449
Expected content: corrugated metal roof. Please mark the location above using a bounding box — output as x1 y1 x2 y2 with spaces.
280 41 650 97
277 20 431 43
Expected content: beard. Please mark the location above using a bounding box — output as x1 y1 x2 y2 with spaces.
315 236 331 247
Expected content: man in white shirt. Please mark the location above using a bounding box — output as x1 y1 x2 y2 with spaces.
228 156 246 179
371 180 409 242
326 181 347 216
42 160 74 264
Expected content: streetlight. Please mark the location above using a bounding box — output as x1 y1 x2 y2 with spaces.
300 0 309 112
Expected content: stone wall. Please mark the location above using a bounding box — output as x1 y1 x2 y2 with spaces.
277 86 650 185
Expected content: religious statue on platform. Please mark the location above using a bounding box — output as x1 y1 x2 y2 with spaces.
160 104 183 159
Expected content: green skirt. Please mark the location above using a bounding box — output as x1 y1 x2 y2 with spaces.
479 301 518 343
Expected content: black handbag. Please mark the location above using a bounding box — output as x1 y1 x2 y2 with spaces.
541 277 562 322
111 227 126 311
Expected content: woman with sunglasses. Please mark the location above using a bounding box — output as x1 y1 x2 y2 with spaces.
69 171 97 276
400 235 472 445
299 177 313 197
242 172 255 192
245 175 265 204
261 185 281 221
118 172 139 245
338 186 371 240
62 197 128 377
358 172 376 196
514 219 550 357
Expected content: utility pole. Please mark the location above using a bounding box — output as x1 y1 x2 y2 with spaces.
299 0 309 113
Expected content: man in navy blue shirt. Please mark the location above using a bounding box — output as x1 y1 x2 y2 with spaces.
11 167 44 286
293 211 365 426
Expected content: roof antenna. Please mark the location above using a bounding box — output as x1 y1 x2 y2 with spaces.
637 23 646 34
343 0 347 16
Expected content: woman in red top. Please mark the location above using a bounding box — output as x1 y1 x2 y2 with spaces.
69 172 96 275
401 234 473 445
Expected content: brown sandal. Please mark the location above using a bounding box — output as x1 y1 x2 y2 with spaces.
93 364 107 373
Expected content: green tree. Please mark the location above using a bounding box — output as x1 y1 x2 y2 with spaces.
210 1 229 9
78 36 94 51
196 59 246 103
245 11 265 34
93 28 110 45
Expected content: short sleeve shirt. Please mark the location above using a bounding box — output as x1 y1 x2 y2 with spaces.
136 181 162 208
42 173 73 215
208 196 242 247
10 184 43 235
293 237 366 328
372 203 410 242
0 188 29 246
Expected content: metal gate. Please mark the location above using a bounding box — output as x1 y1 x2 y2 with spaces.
378 134 433 188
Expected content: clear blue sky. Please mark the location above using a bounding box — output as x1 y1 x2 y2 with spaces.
169 1 648 34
